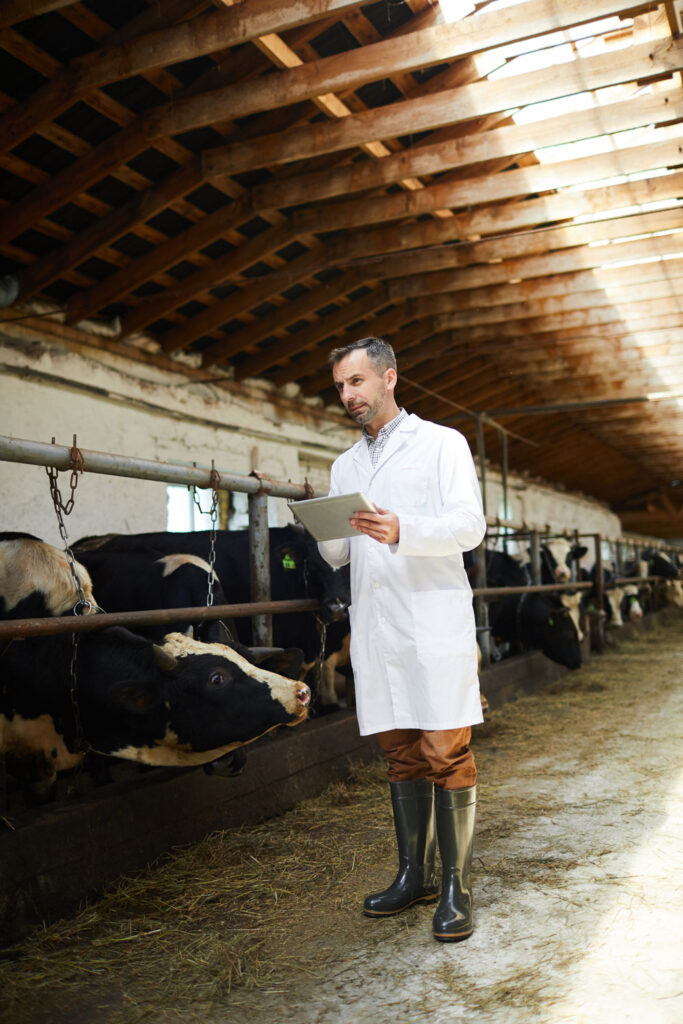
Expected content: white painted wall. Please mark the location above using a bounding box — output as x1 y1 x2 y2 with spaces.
0 334 629 553
0 336 353 547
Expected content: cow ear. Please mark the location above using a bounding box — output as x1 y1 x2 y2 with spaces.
261 647 305 679
111 681 162 714
152 644 178 672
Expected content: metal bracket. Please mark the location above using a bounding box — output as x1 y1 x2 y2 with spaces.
250 469 272 495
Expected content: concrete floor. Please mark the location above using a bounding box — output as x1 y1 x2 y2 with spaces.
2 617 681 1024
226 619 683 1024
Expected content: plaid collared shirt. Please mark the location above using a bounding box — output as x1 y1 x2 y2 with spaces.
364 408 408 468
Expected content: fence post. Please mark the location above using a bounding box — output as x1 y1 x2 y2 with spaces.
248 472 272 646
529 530 541 585
614 539 623 578
474 541 491 669
594 533 605 650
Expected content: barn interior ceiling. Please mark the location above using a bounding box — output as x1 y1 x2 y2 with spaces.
1 0 683 537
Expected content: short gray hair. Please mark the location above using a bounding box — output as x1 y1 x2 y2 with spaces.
328 337 397 373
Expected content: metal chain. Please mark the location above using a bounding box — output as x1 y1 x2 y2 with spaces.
45 437 91 757
45 437 91 614
189 463 221 607
313 616 327 708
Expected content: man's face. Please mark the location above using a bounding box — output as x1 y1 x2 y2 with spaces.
332 349 395 429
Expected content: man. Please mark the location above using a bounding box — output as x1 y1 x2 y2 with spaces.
318 337 486 943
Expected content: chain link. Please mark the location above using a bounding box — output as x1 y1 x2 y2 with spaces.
189 464 221 607
45 437 91 757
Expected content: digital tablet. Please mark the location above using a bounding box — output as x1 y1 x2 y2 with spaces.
288 492 376 541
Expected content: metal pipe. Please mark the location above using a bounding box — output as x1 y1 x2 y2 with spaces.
475 414 487 517
0 599 318 640
0 434 321 500
248 483 272 646
472 582 592 597
529 530 542 586
473 543 490 668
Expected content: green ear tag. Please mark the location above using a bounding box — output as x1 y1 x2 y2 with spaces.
282 553 296 570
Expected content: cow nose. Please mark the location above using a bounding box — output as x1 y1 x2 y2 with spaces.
296 685 311 706
323 598 349 622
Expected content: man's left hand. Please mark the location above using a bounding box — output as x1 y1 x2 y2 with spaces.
350 506 400 545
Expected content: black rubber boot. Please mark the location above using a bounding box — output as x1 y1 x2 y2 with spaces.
363 779 438 917
432 784 476 942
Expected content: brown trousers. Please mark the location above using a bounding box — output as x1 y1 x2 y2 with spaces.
376 728 476 791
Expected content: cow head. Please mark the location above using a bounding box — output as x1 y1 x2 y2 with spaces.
524 594 582 669
277 526 350 623
86 630 311 767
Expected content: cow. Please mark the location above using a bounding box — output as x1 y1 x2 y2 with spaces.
537 542 588 644
74 526 351 709
0 535 310 802
538 539 588 585
473 549 582 669
639 550 682 610
74 548 234 645
0 532 97 620
1 628 310 804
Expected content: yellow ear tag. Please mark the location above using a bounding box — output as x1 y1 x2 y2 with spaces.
282 554 296 570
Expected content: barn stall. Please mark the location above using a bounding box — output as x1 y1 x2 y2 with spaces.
0 0 682 1017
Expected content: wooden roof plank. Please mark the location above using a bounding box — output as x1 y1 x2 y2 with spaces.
0 0 367 149
253 90 682 211
202 37 683 178
148 0 648 140
293 127 683 236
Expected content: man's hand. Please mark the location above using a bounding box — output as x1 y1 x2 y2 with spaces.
350 506 400 545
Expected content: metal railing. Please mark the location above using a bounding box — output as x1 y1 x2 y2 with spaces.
1 435 679 651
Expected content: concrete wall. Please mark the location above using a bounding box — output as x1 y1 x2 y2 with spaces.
1 335 624 547
0 336 354 546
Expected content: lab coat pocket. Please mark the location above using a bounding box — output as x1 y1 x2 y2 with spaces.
410 590 476 668
389 466 431 509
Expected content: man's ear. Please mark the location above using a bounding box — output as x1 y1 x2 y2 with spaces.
385 367 397 393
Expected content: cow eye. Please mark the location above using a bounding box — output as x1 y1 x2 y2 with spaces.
548 617 554 626
208 669 229 687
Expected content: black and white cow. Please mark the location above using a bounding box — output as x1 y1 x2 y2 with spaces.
75 526 351 708
480 550 583 669
537 542 588 644
1 627 310 803
74 547 234 644
1 535 310 802
0 532 97 620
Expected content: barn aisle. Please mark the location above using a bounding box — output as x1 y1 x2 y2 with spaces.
2 617 681 1024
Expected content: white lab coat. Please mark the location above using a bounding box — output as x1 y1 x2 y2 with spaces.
318 414 486 736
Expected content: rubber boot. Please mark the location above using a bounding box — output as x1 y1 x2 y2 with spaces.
363 779 439 917
432 784 476 942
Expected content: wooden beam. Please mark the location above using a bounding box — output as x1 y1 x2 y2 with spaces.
159 245 334 356
406 257 683 315
202 38 683 178
0 0 367 150
253 90 682 210
148 0 649 139
374 228 683 294
411 273 683 328
15 159 205 302
292 318 437 397
102 150 683 339
0 3 368 248
65 197 255 326
231 284 392 380
267 303 418 389
0 0 206 151
292 128 683 237
376 206 683 284
0 1 80 29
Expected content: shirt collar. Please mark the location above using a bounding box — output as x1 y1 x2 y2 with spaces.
363 407 407 445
